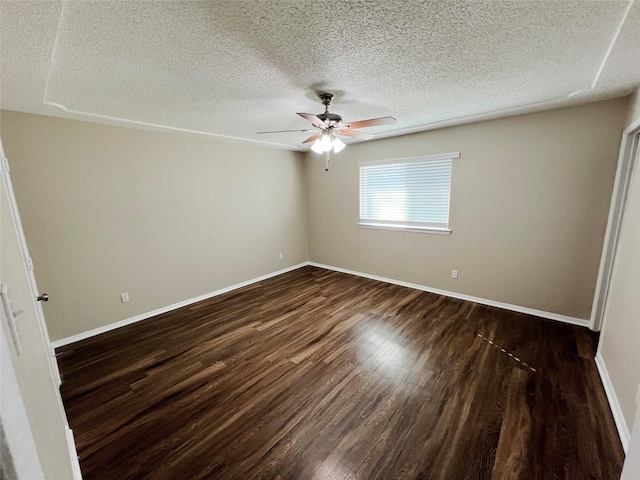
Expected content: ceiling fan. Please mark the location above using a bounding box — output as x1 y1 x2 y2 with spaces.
257 93 396 170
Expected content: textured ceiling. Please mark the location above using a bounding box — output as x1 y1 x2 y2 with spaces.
2 0 639 151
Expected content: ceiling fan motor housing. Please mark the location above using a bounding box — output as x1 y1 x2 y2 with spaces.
317 112 342 126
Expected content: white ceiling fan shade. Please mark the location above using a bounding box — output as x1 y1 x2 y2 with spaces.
310 139 325 154
319 133 333 152
332 136 346 153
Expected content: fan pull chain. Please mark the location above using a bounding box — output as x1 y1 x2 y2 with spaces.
325 152 330 171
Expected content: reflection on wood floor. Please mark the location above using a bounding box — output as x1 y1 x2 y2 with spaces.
56 266 624 479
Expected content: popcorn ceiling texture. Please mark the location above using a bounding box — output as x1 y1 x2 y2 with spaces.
1 0 638 149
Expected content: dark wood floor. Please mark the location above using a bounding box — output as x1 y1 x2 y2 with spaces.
56 266 624 479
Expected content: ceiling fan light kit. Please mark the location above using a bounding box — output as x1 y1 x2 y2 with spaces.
257 93 396 170
310 131 345 154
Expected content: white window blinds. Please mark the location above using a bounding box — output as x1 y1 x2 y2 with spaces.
359 153 458 232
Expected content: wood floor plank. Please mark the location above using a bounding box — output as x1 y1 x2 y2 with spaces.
56 266 624 479
491 368 533 480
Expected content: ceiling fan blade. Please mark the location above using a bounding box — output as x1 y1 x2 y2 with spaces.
257 129 314 134
336 129 375 140
340 116 397 129
302 133 320 144
297 113 328 129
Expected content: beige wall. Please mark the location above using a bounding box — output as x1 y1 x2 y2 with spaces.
0 97 630 339
599 93 640 439
306 98 628 320
1 111 308 341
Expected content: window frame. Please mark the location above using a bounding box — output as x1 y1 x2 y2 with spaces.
357 152 459 235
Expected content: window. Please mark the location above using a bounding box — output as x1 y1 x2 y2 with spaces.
358 152 459 234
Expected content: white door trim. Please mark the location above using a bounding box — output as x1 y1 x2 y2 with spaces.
590 118 640 331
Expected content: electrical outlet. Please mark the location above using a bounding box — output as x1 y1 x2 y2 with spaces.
120 292 129 303
451 270 458 279
278 252 283 260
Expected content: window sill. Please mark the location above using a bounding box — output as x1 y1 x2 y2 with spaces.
357 223 452 235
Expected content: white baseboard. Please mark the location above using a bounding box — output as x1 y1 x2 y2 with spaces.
52 260 590 350
595 353 631 452
308 262 590 328
65 427 83 480
50 262 310 349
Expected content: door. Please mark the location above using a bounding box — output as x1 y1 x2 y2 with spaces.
0 140 82 478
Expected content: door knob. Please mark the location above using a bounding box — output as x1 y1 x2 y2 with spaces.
37 293 49 302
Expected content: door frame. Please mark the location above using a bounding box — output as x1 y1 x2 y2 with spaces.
590 117 640 331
